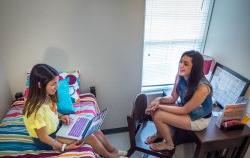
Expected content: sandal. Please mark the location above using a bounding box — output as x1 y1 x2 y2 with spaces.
145 134 162 144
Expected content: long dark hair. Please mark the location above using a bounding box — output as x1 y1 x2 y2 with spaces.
23 64 59 118
180 50 204 102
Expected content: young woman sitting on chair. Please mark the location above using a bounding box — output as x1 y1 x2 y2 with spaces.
145 50 213 151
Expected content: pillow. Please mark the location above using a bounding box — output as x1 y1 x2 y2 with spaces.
59 70 80 104
24 73 30 98
57 78 75 114
24 70 80 104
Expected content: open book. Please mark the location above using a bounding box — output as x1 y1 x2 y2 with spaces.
216 102 247 129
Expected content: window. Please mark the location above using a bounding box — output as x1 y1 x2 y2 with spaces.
142 0 214 91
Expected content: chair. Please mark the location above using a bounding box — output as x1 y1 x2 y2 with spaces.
127 93 250 158
127 93 176 158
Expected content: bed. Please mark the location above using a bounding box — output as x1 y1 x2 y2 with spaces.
0 93 99 158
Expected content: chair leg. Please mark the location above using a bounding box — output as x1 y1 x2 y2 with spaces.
127 147 135 157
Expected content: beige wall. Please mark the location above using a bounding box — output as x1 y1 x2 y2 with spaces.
0 61 12 119
205 0 250 114
205 0 250 157
0 3 12 118
204 0 250 79
0 0 145 129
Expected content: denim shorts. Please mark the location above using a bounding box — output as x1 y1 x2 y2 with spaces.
32 132 57 150
32 122 62 150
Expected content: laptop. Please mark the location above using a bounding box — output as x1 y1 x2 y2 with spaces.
56 108 107 140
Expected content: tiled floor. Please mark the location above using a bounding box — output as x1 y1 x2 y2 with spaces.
106 131 250 158
106 132 202 158
106 132 130 154
106 132 153 158
106 132 178 158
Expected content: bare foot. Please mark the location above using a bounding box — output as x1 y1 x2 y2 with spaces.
117 150 127 156
110 148 119 154
111 149 127 156
150 142 174 151
145 134 162 144
107 152 119 158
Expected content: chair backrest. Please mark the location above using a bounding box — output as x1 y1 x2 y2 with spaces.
132 93 148 122
127 93 174 158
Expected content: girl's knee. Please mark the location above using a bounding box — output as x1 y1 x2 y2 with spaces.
152 110 163 120
152 110 159 119
95 130 103 137
153 111 171 124
85 134 97 143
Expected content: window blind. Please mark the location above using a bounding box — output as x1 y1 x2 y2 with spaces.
142 0 214 87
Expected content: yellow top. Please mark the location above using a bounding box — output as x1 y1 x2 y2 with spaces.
23 101 59 138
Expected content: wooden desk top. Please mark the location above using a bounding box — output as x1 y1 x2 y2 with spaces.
194 116 250 143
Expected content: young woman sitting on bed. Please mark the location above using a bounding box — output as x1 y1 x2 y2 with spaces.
23 64 127 158
145 50 213 151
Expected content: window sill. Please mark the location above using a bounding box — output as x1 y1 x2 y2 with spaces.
141 85 173 93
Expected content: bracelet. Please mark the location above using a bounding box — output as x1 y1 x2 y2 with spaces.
61 144 67 152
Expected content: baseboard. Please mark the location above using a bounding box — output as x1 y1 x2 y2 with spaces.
102 127 128 135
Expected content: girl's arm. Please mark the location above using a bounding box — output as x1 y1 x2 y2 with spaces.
35 127 63 150
145 75 179 114
159 84 210 115
159 76 179 104
36 127 82 151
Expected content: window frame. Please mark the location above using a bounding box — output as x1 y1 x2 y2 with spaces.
141 0 215 93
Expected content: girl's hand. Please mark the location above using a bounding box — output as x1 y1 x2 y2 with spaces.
149 104 159 113
65 141 82 151
145 97 161 114
145 106 158 115
59 115 71 125
145 105 154 114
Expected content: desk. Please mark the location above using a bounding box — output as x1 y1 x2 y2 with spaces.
193 117 250 158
